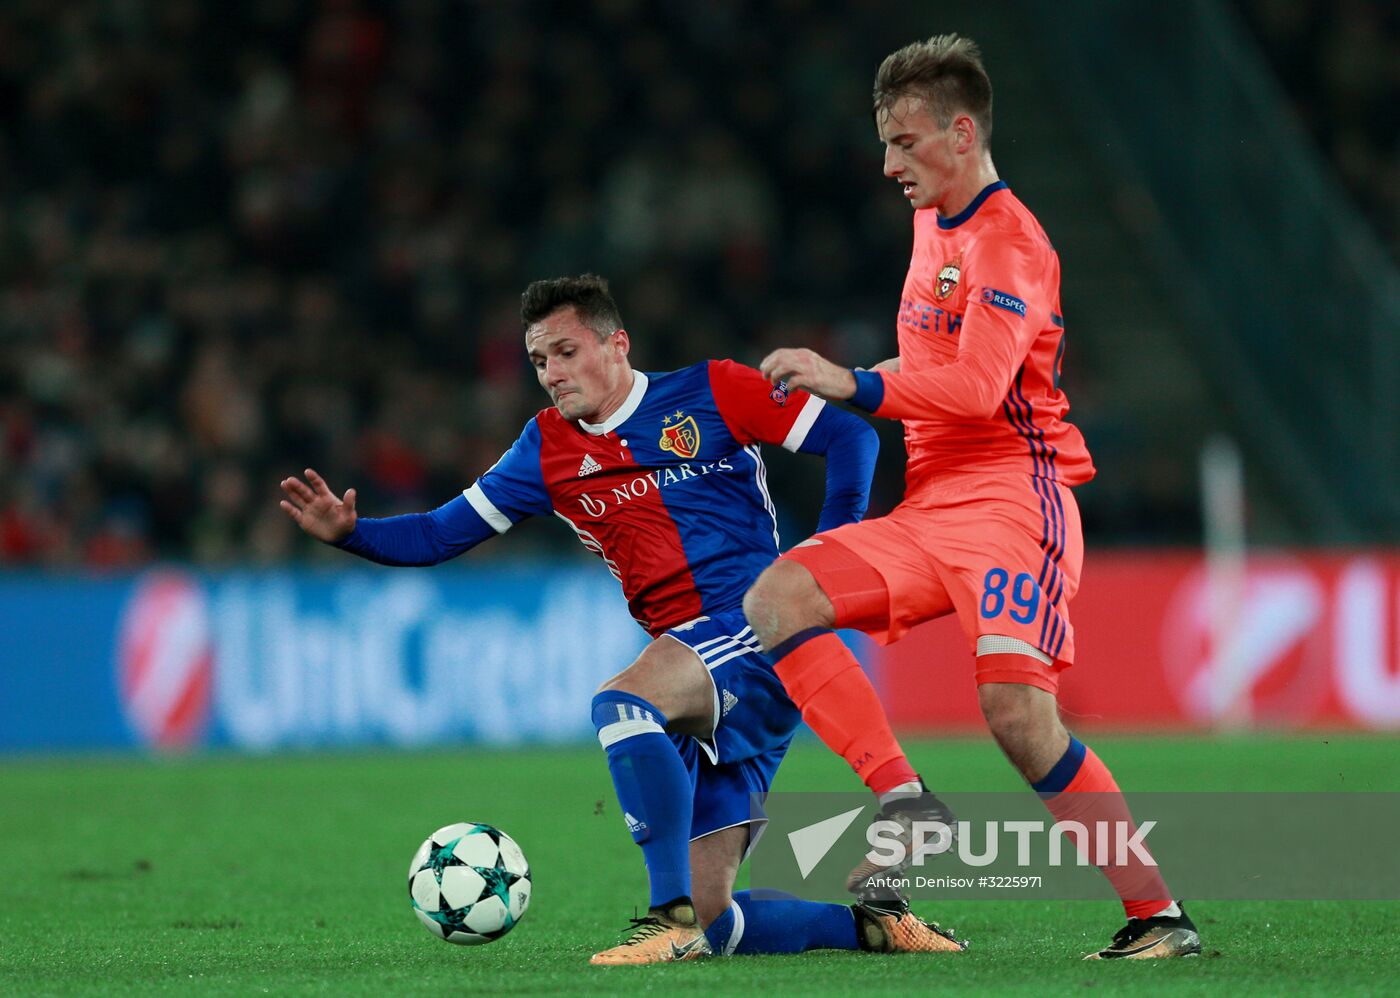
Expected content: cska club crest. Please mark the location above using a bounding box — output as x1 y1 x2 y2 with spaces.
934 254 962 300
659 411 701 459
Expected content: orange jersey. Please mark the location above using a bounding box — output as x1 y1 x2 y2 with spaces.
851 182 1095 493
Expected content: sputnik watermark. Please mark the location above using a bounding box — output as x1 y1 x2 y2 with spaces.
756 791 1400 900
786 810 1157 883
861 818 1158 872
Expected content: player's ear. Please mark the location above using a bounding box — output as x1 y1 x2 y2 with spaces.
611 328 631 358
954 114 976 153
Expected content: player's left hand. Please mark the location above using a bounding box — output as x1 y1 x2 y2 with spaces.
759 348 857 401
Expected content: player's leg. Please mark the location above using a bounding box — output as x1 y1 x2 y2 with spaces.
618 629 869 958
594 633 716 737
746 524 966 906
688 761 961 956
961 479 1197 958
588 635 713 931
743 526 922 797
587 733 707 961
709 888 858 955
688 824 749 927
693 820 901 957
589 614 778 965
587 822 739 966
977 676 1200 959
692 825 963 956
676 602 963 951
686 748 864 957
589 638 852 968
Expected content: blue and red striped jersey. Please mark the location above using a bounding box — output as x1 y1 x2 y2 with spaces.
340 360 877 637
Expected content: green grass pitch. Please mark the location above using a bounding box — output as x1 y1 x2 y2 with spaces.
2 734 1397 996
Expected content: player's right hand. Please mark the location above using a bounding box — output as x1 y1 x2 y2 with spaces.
759 347 857 401
279 468 357 544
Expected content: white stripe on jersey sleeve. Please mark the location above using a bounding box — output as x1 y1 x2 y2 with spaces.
745 444 781 548
781 394 827 452
463 483 512 534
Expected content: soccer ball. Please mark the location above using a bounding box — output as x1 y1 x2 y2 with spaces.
408 822 532 945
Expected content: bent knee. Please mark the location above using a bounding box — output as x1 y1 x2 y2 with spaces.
594 672 627 696
742 561 784 615
744 559 830 646
741 575 771 637
594 670 661 710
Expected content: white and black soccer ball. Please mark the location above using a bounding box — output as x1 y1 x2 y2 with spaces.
408 822 531 945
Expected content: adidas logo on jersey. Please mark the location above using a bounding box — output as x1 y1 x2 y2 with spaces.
624 811 648 835
578 454 603 477
721 689 739 716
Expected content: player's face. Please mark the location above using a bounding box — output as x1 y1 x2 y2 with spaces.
525 307 632 423
877 94 961 211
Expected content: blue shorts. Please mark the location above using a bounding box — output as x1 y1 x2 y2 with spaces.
662 608 802 843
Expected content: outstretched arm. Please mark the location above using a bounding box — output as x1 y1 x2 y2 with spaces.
280 469 497 566
280 420 552 567
334 495 498 566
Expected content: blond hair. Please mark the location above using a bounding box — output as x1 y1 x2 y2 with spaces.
873 34 993 144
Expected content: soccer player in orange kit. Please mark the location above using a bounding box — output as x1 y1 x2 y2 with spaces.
744 34 1201 960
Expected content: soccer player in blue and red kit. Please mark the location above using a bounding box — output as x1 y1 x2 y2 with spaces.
279 275 963 963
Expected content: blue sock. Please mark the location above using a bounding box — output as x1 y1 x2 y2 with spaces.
704 890 858 955
1031 735 1086 797
591 691 694 908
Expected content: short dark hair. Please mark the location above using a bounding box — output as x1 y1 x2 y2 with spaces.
520 274 624 340
873 34 993 145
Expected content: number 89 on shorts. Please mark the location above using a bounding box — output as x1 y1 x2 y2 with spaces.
979 567 1041 624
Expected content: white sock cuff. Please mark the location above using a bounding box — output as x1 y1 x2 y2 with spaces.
597 717 665 749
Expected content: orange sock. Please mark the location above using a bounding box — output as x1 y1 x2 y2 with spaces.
1035 738 1171 919
770 629 917 794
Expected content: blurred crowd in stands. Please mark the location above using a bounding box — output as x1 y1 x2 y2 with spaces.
1 0 1393 567
1235 0 1399 261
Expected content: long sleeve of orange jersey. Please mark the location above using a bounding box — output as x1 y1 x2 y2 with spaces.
854 235 1051 421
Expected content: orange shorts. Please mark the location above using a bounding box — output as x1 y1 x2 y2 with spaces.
782 473 1083 693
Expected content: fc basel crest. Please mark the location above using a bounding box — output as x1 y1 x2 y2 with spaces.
935 254 962 300
659 411 701 459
